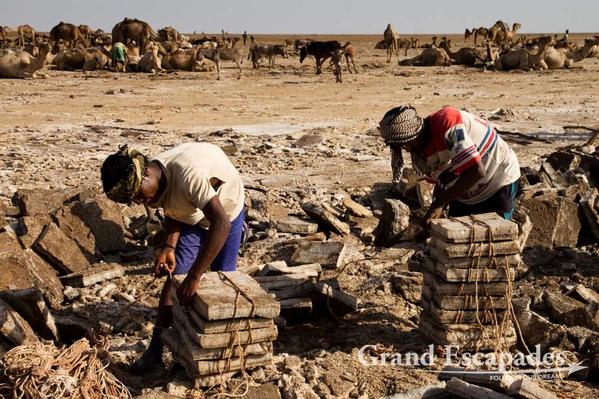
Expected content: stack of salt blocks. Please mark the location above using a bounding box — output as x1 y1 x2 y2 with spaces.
163 271 281 387
420 212 521 351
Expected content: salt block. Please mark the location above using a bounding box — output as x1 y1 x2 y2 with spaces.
255 274 313 290
423 271 508 296
61 262 124 287
446 378 512 399
183 303 273 334
279 297 312 310
430 213 518 243
430 236 520 258
420 315 516 351
33 223 89 274
193 352 272 375
422 284 507 310
274 216 318 235
507 378 559 399
260 261 322 277
0 288 60 342
170 315 273 360
72 197 126 253
16 216 48 248
422 298 508 325
429 246 522 269
53 203 97 260
342 197 372 218
14 188 70 217
0 298 38 345
300 202 350 235
423 258 518 282
290 241 347 269
173 272 280 320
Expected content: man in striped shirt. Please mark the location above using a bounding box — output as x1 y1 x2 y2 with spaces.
379 105 520 226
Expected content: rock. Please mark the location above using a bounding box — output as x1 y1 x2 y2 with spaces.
63 286 80 301
34 223 89 274
0 232 64 309
14 188 71 217
61 262 124 287
302 361 320 382
415 180 434 208
301 202 350 235
374 198 410 246
275 217 318 235
322 370 355 399
520 195 580 249
0 288 59 342
115 292 135 303
0 298 38 345
547 151 581 173
16 216 49 248
513 304 567 351
295 133 323 147
284 355 302 370
543 291 595 329
98 283 117 298
72 197 126 253
53 203 97 261
290 241 347 269
392 271 423 304
507 378 559 399
342 197 372 218
567 284 599 305
244 383 281 399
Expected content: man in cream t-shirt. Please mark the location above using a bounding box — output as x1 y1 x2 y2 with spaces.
100 142 245 372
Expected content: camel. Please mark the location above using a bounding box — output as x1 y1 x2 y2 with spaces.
82 46 112 71
52 47 86 70
383 23 399 63
422 36 438 48
138 42 164 73
1 26 19 47
17 25 35 47
398 38 411 56
492 23 522 47
50 22 88 48
78 25 92 44
473 27 489 47
0 43 51 78
439 41 486 66
112 18 157 53
491 40 550 71
158 26 181 43
465 28 473 43
162 47 203 71
540 39 598 69
399 47 451 66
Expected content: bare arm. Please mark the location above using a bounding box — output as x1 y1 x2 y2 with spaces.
177 196 231 304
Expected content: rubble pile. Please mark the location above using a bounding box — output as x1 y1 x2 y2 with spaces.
419 213 521 351
164 272 280 387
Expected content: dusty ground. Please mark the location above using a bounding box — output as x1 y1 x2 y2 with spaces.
1 33 599 398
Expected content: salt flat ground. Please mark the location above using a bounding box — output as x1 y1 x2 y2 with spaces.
0 33 598 397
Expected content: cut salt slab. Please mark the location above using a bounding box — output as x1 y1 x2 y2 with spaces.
429 246 522 269
422 271 508 296
429 213 518 243
33 223 89 274
423 258 518 282
60 262 124 287
290 241 347 269
420 315 516 351
422 284 507 310
422 298 508 325
172 272 280 321
274 216 318 235
430 236 520 258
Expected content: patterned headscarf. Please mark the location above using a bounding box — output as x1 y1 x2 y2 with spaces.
378 105 424 145
101 145 147 204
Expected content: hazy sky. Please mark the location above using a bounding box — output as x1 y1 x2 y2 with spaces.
1 0 596 34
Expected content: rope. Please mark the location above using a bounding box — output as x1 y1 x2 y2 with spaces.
0 339 131 399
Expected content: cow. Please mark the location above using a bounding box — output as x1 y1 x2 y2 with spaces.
250 44 288 69
299 40 342 74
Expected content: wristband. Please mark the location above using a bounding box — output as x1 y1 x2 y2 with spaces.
161 243 176 251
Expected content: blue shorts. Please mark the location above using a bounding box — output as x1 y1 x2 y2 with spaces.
174 211 244 275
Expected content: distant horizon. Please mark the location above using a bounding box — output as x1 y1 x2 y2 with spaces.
1 0 597 35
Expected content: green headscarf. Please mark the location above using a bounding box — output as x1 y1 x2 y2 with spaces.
102 145 147 204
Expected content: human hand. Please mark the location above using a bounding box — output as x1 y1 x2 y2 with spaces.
153 247 176 277
422 205 444 229
176 274 201 306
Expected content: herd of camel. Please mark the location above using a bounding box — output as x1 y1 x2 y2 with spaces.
0 18 598 80
382 21 599 70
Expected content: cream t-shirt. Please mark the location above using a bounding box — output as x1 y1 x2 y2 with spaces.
150 142 245 228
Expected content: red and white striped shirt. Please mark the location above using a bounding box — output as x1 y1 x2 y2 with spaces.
412 107 520 204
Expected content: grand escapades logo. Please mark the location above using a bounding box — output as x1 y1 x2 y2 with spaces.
357 344 585 376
